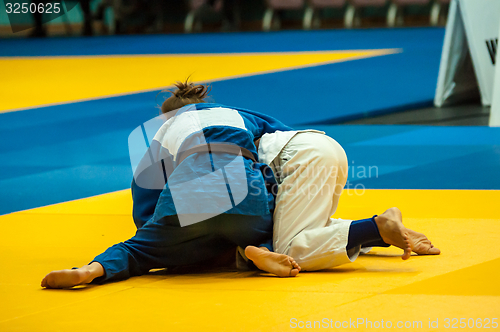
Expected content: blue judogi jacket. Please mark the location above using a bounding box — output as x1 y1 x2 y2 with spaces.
131 103 293 228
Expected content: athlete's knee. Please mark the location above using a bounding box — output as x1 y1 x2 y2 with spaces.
309 148 344 180
311 136 346 168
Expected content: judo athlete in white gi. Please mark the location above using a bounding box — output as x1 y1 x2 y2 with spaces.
41 82 302 289
253 130 441 272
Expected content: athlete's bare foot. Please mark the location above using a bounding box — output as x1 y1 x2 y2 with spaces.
245 246 301 277
41 262 104 289
407 228 441 255
374 207 412 260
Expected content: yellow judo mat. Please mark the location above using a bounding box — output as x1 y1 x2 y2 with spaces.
1 189 499 331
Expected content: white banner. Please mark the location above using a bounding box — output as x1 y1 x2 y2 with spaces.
489 23 500 126
435 0 500 107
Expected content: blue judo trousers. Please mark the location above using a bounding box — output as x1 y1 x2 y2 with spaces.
91 103 293 283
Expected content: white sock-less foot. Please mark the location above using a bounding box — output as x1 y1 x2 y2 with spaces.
375 208 412 260
244 246 301 277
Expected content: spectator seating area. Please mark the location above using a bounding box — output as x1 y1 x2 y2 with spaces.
0 0 450 37
85 0 451 35
186 0 451 32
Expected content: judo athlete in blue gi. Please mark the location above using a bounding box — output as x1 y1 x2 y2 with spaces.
41 81 301 289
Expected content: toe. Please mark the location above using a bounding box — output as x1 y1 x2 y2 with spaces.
402 237 412 260
427 247 441 255
289 257 301 270
41 275 50 288
402 248 412 260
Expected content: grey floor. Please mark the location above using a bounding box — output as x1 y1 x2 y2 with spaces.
341 102 491 126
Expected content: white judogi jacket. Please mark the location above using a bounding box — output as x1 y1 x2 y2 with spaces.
258 130 323 171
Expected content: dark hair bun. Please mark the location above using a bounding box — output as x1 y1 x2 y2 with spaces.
159 79 211 114
173 81 210 100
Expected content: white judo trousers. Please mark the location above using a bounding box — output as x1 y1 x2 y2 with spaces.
259 130 361 271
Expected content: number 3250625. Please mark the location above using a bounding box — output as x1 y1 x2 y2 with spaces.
5 3 61 14
444 318 498 329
